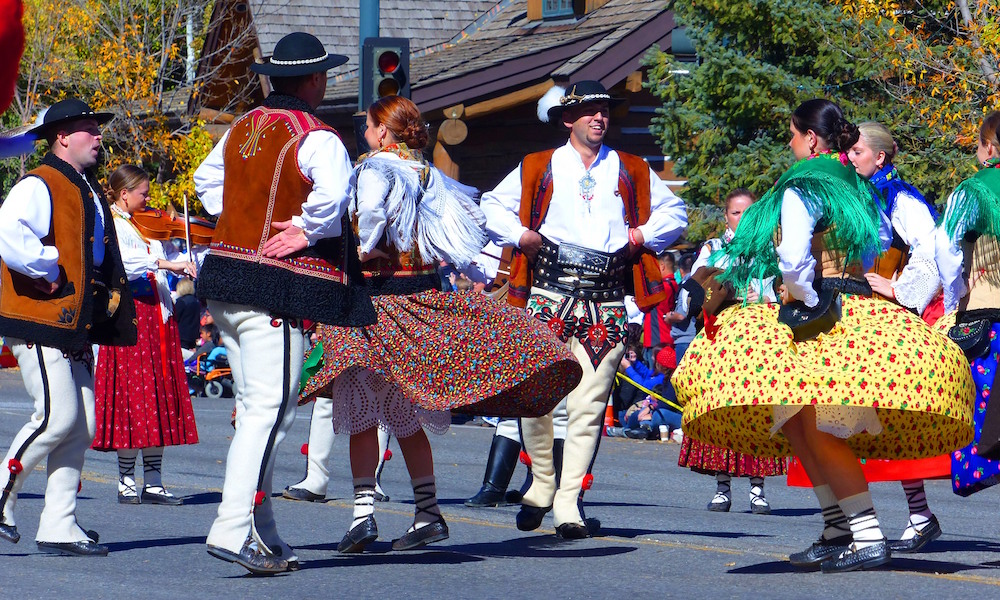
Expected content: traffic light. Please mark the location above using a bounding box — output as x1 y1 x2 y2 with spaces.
360 37 410 109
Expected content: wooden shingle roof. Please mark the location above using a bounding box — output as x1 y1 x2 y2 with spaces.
248 0 500 78
321 0 677 112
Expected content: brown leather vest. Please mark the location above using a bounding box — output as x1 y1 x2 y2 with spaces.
196 106 374 326
960 234 1000 310
0 158 136 350
810 226 865 281
506 149 665 311
868 228 908 301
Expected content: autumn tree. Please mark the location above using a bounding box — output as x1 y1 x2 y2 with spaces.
644 0 993 240
1 0 265 213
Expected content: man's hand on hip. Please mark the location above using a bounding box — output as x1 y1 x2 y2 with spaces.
262 220 308 258
518 230 543 263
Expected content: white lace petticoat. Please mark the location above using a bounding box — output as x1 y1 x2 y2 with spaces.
771 405 883 439
330 366 451 437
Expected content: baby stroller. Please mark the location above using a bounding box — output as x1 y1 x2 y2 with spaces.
185 350 234 399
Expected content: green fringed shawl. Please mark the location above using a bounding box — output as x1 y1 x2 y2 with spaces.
713 152 883 295
941 166 1000 241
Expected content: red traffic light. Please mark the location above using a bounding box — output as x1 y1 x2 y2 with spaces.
377 50 400 74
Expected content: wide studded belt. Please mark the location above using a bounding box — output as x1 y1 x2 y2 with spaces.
532 237 628 302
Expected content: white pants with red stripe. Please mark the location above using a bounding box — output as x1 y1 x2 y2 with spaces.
205 301 304 557
0 339 96 543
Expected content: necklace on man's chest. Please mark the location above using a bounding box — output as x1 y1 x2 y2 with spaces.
579 170 597 213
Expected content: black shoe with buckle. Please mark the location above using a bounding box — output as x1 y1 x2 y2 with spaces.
282 486 325 503
821 540 891 573
789 534 853 569
207 539 287 576
391 520 449 551
516 504 551 531
36 540 109 557
141 487 183 506
337 515 379 554
889 515 942 554
0 522 19 544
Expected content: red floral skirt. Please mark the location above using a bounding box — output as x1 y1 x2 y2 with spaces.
92 295 199 450
300 290 582 417
678 436 786 477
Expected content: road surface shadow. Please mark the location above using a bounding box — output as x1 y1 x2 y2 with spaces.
177 491 222 506
729 556 990 575
105 535 206 552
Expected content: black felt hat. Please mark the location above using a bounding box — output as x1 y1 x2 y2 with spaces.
251 32 349 77
545 80 624 124
27 98 114 138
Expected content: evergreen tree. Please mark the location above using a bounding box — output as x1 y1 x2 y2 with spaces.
645 0 972 240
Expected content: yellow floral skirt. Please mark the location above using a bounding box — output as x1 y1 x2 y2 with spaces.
674 295 974 459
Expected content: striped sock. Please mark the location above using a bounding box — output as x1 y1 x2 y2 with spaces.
711 473 731 505
142 447 165 490
118 449 139 496
352 477 377 529
815 484 850 541
409 475 442 532
840 491 885 548
901 480 932 540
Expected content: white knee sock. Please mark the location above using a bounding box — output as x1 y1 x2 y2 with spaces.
839 491 885 548
815 484 850 541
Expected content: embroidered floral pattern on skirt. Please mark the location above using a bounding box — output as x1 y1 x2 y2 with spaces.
526 291 626 369
93 295 199 450
300 290 582 421
674 295 974 459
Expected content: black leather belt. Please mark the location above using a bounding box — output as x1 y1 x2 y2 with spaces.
819 277 872 297
532 237 627 302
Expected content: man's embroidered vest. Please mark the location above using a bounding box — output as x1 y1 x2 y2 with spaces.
507 149 666 311
196 106 374 326
0 157 136 350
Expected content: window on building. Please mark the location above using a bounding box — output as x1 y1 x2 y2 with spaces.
542 0 575 19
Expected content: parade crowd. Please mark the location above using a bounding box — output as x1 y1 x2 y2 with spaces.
0 30 998 578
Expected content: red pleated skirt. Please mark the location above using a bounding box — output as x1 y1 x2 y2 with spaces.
678 436 786 477
92 294 199 450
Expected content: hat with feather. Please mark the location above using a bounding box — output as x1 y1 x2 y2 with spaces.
537 80 624 126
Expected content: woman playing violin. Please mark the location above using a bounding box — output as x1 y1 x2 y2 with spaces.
92 165 200 506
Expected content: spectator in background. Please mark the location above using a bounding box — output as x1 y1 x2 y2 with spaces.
174 278 201 360
619 347 681 439
642 252 678 367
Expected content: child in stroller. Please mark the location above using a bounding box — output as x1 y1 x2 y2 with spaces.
185 324 233 398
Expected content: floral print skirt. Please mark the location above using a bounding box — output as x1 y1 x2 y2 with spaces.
948 321 1000 496
299 290 583 424
674 295 974 459
678 436 786 477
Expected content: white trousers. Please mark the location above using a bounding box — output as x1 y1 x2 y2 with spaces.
293 395 335 495
205 301 304 555
495 398 568 442
520 335 624 527
0 339 95 543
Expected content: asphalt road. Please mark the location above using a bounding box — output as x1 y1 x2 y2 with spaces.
1 368 999 599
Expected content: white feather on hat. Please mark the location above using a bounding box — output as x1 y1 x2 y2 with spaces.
536 85 566 123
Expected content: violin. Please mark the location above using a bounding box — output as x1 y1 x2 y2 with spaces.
130 207 216 246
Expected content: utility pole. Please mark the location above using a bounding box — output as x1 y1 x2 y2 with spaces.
358 0 379 111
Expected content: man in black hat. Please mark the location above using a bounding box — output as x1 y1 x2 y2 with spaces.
480 80 687 539
194 31 374 575
0 98 136 556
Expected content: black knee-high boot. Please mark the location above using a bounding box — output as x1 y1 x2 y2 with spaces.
465 435 521 507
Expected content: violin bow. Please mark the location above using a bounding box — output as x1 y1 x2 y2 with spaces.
183 193 192 265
